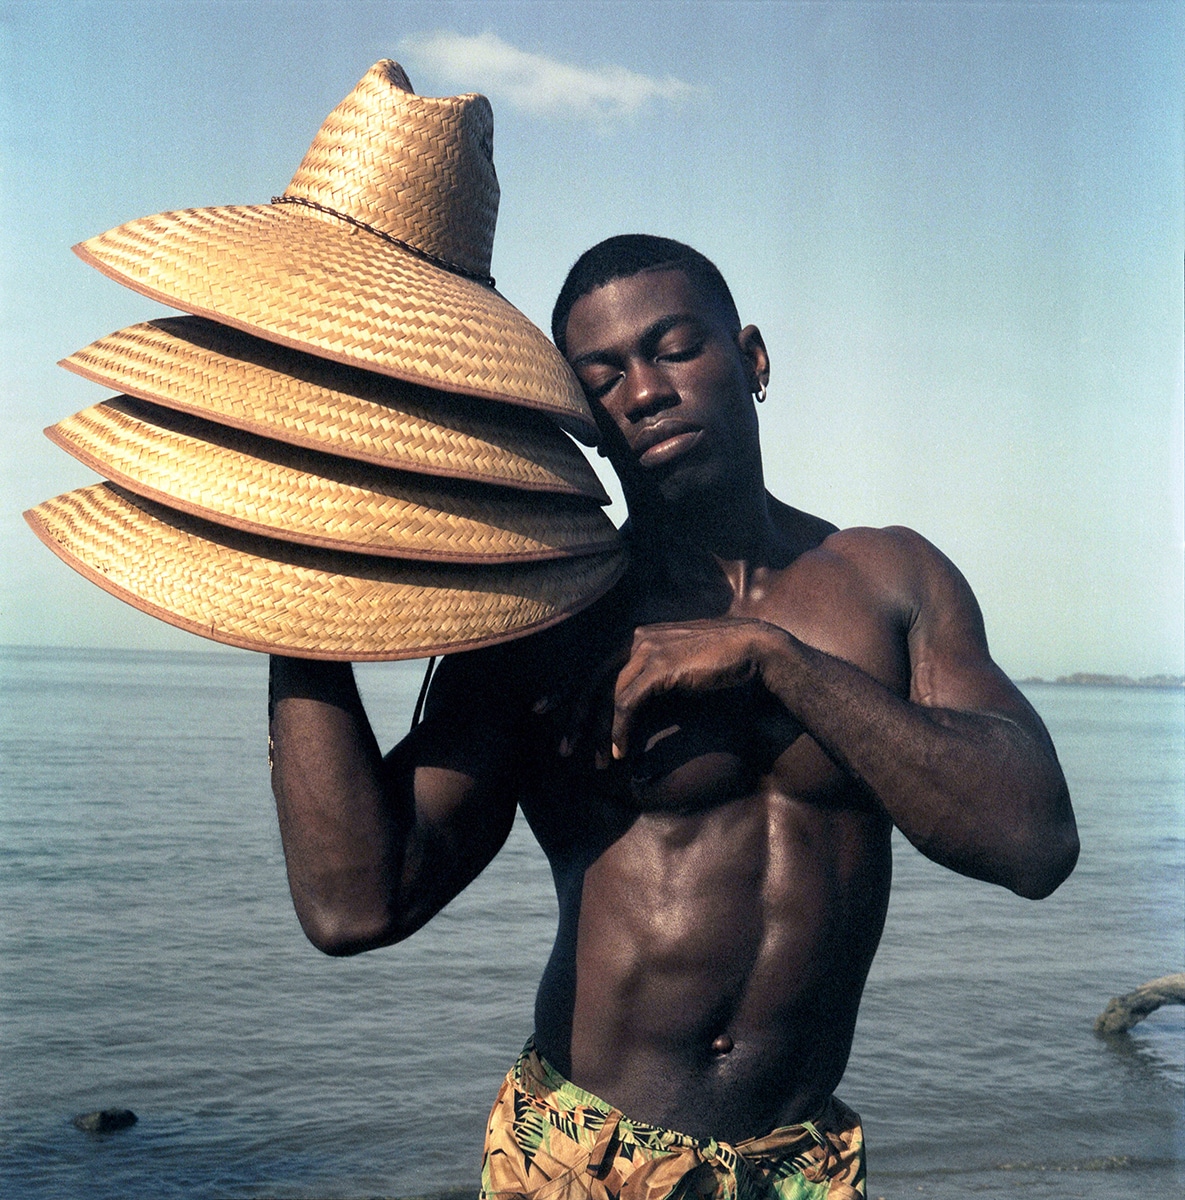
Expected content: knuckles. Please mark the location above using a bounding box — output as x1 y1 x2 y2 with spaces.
609 618 780 751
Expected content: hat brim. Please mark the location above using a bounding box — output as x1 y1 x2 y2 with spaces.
46 396 619 564
74 205 600 444
25 485 628 661
61 317 607 501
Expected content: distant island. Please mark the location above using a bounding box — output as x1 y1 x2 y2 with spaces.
1018 673 1184 689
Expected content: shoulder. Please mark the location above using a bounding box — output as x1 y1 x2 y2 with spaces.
820 527 1005 706
786 524 990 658
765 498 952 591
817 523 947 565
425 579 634 717
409 627 574 775
412 582 633 776
810 525 970 603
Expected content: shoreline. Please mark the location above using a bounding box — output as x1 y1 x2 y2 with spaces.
3 645 1183 690
1017 673 1184 690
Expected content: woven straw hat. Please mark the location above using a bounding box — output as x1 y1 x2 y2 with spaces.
26 485 626 661
61 317 607 499
73 59 598 443
27 60 627 660
45 395 617 564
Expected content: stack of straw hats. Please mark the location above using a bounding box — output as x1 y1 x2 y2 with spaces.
25 61 626 660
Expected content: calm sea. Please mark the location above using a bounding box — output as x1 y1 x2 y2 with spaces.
1 647 1181 1199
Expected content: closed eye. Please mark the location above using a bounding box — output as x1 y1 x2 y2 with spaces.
577 369 622 401
657 341 703 363
650 319 707 363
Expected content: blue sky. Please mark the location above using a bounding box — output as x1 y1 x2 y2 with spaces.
2 1 1181 677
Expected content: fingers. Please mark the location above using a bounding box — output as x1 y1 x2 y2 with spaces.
611 621 769 759
610 628 663 760
558 682 593 758
559 642 629 767
611 626 717 759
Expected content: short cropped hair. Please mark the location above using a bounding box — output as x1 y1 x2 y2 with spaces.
551 235 741 357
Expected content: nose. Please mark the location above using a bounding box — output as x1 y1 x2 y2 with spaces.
618 358 676 423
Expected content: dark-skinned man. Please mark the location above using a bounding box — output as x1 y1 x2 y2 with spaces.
268 235 1078 1200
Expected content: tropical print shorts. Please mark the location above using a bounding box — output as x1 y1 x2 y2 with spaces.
479 1040 865 1200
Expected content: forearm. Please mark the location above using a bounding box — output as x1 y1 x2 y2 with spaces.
268 656 407 953
757 631 1077 897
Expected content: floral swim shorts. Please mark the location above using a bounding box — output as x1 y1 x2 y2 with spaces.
479 1040 865 1200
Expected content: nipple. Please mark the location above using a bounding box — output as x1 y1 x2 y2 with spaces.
711 1033 734 1055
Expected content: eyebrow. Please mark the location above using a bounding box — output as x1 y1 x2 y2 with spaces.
568 313 703 370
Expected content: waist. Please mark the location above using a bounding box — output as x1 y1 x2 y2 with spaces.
533 992 856 1142
524 1038 852 1147
481 1041 867 1199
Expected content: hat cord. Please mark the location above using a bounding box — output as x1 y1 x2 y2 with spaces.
271 195 496 289
411 656 438 729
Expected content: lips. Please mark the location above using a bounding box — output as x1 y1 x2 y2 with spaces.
631 420 704 468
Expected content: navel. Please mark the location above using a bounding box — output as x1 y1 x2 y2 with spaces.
711 1032 734 1055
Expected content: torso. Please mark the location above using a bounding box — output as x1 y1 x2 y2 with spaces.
506 511 912 1141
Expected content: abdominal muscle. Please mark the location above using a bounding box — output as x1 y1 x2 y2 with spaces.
529 751 893 1143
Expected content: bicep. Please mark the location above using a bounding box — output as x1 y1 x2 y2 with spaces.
378 648 528 931
898 531 1051 743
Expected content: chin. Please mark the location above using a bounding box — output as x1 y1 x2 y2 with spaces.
610 444 731 515
655 455 731 507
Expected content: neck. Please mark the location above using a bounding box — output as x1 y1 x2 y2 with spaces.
625 471 791 602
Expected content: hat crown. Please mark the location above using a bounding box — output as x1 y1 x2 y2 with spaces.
284 60 499 280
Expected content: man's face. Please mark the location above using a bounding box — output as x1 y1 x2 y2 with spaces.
563 269 766 505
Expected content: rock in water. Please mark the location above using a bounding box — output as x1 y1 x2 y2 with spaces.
72 1108 137 1133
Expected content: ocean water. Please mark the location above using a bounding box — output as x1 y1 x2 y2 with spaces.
0 646 1181 1199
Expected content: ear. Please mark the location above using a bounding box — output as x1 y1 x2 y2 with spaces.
737 325 770 393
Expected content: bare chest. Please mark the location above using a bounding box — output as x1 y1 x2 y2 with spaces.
519 557 908 852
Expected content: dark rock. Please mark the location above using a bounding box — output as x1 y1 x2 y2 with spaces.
72 1108 138 1133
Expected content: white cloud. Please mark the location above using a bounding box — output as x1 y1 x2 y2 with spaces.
401 32 698 123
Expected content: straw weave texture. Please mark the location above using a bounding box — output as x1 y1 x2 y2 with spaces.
47 397 618 563
37 60 620 658
285 60 498 280
62 319 605 497
75 205 595 429
25 486 628 660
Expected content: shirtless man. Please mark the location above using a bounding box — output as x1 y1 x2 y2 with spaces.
268 236 1078 1197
